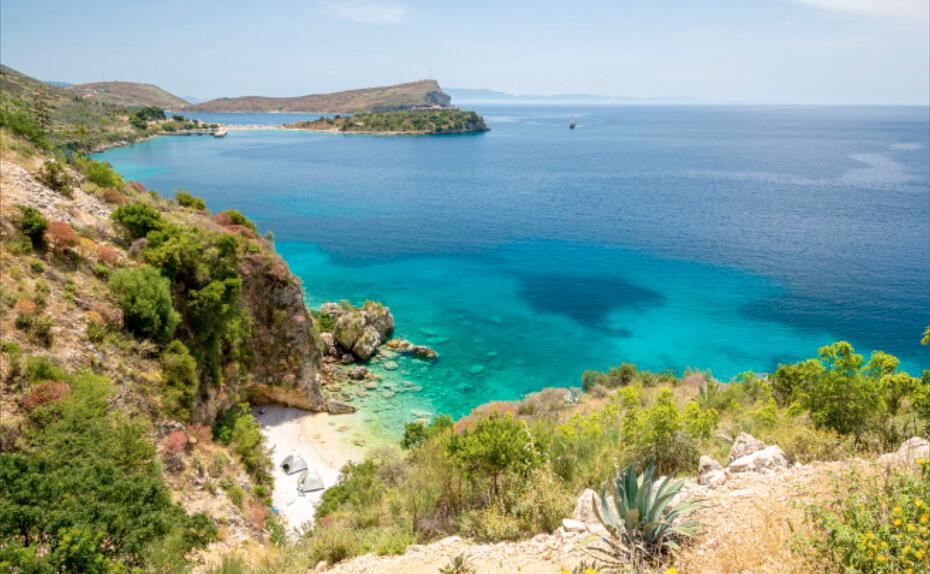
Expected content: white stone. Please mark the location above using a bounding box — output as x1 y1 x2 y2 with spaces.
561 518 587 533
728 445 789 474
729 432 767 462
698 455 727 487
571 488 600 524
878 436 930 467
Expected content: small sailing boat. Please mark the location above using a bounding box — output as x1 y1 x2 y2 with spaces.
569 116 576 129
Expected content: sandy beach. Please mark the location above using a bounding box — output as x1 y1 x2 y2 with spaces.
254 406 379 533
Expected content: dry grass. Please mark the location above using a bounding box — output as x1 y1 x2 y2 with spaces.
675 461 857 574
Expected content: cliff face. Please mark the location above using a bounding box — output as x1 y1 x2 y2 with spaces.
236 252 352 415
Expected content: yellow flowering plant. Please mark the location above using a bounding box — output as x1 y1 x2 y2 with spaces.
798 465 930 573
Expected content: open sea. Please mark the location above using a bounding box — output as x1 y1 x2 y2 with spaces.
96 105 930 435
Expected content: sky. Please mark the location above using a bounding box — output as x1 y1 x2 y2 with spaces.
1 0 928 104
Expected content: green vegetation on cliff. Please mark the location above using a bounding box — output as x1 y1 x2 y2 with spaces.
288 109 488 134
0 122 323 571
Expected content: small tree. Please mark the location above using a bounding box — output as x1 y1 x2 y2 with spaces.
108 265 179 343
448 412 540 498
38 160 75 197
112 203 166 239
16 205 48 248
160 340 199 421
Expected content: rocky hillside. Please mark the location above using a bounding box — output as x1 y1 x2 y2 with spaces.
1 63 210 151
0 139 342 425
65 81 189 109
186 80 451 113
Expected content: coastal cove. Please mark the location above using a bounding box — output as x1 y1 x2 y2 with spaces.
95 104 930 437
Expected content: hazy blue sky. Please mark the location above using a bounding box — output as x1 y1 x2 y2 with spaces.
1 0 928 103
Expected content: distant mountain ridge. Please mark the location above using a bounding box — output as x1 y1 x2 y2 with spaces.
447 87 698 104
186 80 451 113
65 81 189 110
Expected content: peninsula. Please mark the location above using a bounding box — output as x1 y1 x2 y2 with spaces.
285 108 488 134
185 79 451 113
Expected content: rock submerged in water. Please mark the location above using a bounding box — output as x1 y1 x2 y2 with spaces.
386 338 438 360
468 364 485 375
383 360 399 371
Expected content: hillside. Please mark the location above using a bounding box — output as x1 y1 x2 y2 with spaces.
66 81 189 109
287 109 488 134
186 79 451 113
1 64 213 151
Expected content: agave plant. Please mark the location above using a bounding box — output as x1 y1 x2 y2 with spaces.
589 464 700 569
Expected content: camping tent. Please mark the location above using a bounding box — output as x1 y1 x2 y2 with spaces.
297 468 325 493
281 454 308 475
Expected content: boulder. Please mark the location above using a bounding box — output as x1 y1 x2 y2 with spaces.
561 518 587 533
362 301 395 339
698 455 727 487
334 311 365 351
728 445 789 474
572 488 600 524
729 432 767 463
319 332 338 356
319 302 348 320
878 436 930 467
346 366 369 380
352 326 383 360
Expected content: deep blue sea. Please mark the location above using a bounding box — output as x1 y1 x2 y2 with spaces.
96 105 930 433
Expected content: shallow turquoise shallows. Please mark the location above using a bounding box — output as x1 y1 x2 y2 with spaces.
96 105 930 436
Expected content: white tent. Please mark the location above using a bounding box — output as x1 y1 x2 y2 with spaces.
280 454 308 475
297 468 325 493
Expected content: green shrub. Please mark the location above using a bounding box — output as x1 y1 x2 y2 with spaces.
108 265 179 342
0 371 215 570
37 160 75 197
112 202 166 239
218 209 257 232
401 415 453 450
309 525 361 565
159 340 199 421
0 105 46 147
226 485 244 509
25 355 65 384
74 157 123 188
28 258 44 273
15 205 48 248
30 315 54 347
175 189 206 210
213 404 270 485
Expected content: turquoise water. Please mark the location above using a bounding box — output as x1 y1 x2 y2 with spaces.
96 106 929 433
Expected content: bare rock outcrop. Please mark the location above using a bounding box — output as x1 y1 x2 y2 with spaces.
729 432 767 462
323 301 396 361
878 436 930 467
698 455 726 486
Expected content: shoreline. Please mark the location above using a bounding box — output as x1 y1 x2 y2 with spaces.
254 405 387 532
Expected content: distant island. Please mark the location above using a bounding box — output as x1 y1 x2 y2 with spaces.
285 108 488 135
186 79 452 113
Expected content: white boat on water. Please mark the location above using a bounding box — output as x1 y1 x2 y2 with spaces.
213 128 228 138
